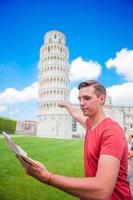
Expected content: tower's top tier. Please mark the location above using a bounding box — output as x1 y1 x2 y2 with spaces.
44 30 66 45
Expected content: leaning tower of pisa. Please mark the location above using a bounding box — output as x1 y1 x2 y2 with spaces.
37 30 72 138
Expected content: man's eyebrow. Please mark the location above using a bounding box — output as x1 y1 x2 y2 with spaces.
78 95 92 99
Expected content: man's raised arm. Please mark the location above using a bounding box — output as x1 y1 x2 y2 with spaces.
58 101 87 128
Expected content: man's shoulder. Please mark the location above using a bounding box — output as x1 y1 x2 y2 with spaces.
99 118 124 137
103 117 122 129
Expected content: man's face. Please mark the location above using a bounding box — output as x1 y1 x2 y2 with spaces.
78 86 104 117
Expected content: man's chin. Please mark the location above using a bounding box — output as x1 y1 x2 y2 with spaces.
82 112 88 116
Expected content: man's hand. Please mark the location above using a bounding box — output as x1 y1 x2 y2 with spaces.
128 151 133 159
16 155 51 184
58 101 68 108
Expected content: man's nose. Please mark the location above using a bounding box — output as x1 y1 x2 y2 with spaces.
79 99 85 106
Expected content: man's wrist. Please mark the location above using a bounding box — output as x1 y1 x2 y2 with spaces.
48 173 53 185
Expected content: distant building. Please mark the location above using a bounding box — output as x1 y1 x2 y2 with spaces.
120 106 133 134
103 96 133 135
16 120 37 135
36 30 133 138
104 96 124 128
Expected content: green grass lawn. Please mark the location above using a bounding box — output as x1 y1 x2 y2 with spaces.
0 136 84 200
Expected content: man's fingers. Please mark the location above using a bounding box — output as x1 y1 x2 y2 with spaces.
58 101 66 107
128 151 133 159
16 155 33 169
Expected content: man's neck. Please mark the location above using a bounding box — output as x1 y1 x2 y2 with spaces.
89 112 106 128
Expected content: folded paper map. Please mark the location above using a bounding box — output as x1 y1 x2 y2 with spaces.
2 131 34 166
3 131 27 156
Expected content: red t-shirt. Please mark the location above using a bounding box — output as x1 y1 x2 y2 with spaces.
83 117 132 200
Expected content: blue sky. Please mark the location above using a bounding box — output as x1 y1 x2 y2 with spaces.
0 0 133 120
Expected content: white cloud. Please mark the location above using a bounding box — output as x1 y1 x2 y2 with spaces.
0 82 38 108
107 82 133 106
9 111 14 115
9 108 20 116
70 57 101 82
0 105 7 112
70 87 79 104
106 48 133 81
15 108 19 113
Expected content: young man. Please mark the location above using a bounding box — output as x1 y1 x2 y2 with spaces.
17 80 132 200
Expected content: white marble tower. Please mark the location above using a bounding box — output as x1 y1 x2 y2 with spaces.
37 30 72 138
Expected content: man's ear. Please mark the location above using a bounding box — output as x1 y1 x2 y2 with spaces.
99 95 105 105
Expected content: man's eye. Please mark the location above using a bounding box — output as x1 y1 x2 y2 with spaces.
78 96 91 101
84 97 91 100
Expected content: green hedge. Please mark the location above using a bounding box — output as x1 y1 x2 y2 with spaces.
0 117 17 134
